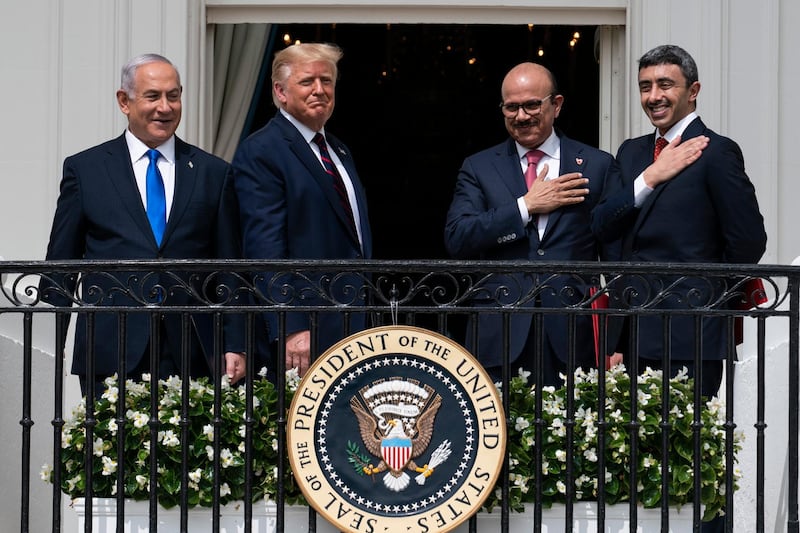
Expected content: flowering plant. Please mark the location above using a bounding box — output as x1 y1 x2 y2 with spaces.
485 365 740 521
43 369 305 508
45 365 739 521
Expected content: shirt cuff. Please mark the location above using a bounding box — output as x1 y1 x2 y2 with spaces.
633 173 653 208
517 197 532 225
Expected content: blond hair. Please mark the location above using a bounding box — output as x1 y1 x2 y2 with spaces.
271 43 343 107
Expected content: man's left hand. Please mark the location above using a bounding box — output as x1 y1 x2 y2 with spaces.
225 352 246 384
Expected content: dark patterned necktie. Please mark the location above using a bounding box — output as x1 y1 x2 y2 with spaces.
145 149 166 246
312 133 357 234
653 137 668 161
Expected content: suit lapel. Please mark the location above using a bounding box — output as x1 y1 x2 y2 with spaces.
162 138 197 247
327 134 370 252
495 139 527 198
278 116 361 248
632 117 706 237
542 135 585 241
105 134 156 244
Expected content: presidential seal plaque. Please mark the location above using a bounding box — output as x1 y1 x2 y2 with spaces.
287 326 506 533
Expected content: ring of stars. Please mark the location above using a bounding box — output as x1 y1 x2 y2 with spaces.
316 356 478 516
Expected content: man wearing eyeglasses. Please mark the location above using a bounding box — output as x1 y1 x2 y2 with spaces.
445 62 620 387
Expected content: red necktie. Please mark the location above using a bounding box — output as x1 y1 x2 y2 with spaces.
524 149 545 188
653 137 668 161
312 133 357 234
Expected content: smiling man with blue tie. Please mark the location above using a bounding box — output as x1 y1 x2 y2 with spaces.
43 54 247 394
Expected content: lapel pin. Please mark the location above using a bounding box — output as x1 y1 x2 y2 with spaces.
337 147 347 156
575 157 584 165
188 161 193 169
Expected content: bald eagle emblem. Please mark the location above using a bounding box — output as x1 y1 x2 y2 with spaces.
349 378 451 492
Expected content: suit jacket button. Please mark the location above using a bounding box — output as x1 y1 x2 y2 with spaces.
497 237 503 244
511 233 517 239
537 249 545 256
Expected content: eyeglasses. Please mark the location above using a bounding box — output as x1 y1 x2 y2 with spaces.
499 95 553 117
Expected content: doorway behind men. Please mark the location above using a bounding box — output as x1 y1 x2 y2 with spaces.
246 23 600 260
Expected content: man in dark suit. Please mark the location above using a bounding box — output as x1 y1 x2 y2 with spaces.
232 43 372 376
43 54 246 392
445 62 619 387
591 45 767 398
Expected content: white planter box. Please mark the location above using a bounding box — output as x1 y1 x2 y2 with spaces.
72 498 697 532
465 502 697 532
72 498 339 533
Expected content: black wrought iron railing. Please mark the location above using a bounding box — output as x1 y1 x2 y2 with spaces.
1 259 796 532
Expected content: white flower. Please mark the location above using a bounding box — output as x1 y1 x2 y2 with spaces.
203 424 215 439
514 417 530 431
220 482 231 497
160 429 180 447
101 386 118 404
517 368 532 381
220 448 235 468
40 463 52 481
107 418 118 435
164 375 182 391
101 456 117 476
66 475 81 492
258 366 268 377
555 449 567 462
550 418 566 438
135 474 148 489
556 480 566 494
127 410 149 428
272 439 279 452
93 437 105 457
189 468 203 482
583 448 598 462
206 445 215 461
286 368 301 391
637 389 652 404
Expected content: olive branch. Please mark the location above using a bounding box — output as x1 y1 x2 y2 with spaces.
346 440 374 477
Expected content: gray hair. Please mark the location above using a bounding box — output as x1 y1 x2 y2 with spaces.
271 43 343 107
638 45 698 85
120 54 180 97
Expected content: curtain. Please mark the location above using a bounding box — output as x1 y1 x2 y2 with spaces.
212 23 271 162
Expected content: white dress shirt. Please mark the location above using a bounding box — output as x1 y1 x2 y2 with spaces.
516 130 561 240
125 129 176 220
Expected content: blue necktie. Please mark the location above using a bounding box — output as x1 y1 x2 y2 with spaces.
145 149 166 246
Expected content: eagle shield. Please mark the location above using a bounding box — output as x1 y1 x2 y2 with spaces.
381 436 412 472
